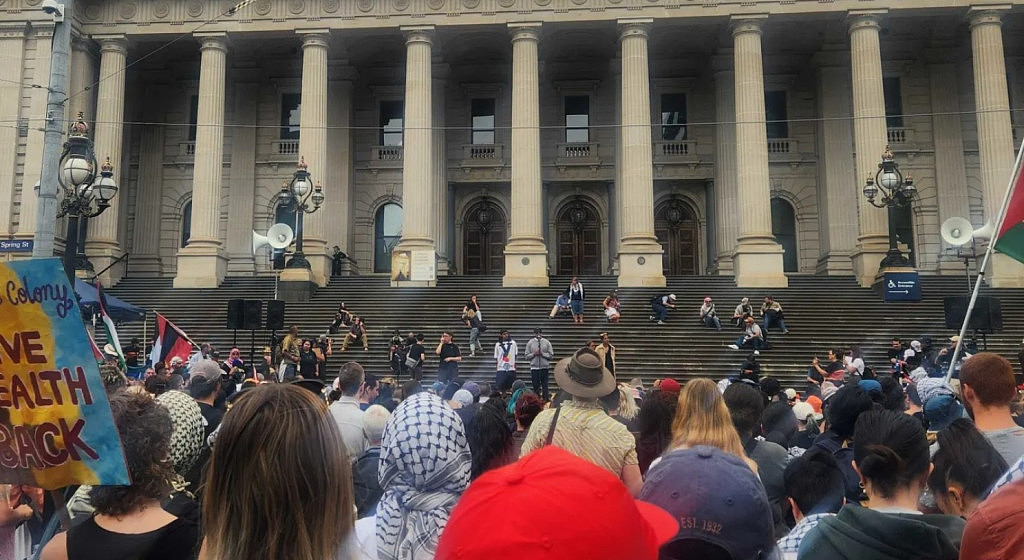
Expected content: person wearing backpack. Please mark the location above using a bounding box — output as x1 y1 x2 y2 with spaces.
649 293 676 325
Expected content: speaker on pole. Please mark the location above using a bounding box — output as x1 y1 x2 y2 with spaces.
943 295 1003 332
266 300 286 331
243 300 263 331
226 299 245 330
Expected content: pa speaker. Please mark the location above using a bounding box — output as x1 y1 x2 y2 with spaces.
943 295 1003 332
226 299 245 330
266 300 286 331
243 300 263 331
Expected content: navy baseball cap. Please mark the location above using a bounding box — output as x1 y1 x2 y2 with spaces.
640 446 778 560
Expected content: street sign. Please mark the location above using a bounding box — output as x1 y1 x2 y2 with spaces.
884 271 921 302
0 239 33 252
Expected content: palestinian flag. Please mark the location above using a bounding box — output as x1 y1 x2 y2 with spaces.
150 312 195 367
87 329 105 362
993 148 1024 263
95 281 125 369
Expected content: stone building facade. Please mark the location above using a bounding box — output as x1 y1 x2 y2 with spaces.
1 0 1022 288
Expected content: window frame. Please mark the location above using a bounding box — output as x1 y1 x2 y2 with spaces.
764 90 789 140
279 92 302 140
659 92 687 141
379 99 405 147
563 95 591 144
470 97 496 146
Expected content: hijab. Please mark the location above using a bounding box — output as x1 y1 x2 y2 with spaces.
377 392 471 559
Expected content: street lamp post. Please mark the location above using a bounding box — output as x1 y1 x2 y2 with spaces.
863 145 916 269
57 113 118 284
278 156 325 269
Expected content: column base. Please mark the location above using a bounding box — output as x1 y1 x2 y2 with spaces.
617 243 666 287
279 267 318 302
987 252 1024 287
503 240 549 287
815 252 854 276
714 251 735 275
173 243 228 288
437 255 451 276
227 254 256 276
733 239 788 288
391 238 437 287
851 244 887 288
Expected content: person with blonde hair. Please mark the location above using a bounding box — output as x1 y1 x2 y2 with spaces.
663 378 756 471
199 383 358 560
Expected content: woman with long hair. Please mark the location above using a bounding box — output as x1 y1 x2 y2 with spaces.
465 398 515 480
635 389 678 476
666 378 756 471
799 409 965 559
200 383 357 560
927 418 1009 517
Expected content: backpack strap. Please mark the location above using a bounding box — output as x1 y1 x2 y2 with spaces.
544 405 562 446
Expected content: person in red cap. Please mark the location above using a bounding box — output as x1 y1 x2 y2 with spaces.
659 378 681 394
436 446 677 560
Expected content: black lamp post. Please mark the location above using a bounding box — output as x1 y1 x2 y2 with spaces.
57 113 118 284
278 156 324 269
863 145 916 269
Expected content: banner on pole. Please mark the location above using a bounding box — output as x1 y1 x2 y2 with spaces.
0 258 129 490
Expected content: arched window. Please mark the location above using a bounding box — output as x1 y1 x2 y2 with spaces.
374 203 403 273
180 201 192 248
770 198 798 273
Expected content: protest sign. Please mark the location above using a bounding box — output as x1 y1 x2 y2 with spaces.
0 258 129 490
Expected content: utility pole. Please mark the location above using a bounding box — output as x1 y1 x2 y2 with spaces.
33 0 73 258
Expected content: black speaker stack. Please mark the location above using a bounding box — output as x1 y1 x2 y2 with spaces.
943 295 1003 333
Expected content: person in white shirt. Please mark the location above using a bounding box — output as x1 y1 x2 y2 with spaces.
494 330 519 392
700 297 722 330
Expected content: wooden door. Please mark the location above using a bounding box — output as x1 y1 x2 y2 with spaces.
463 200 506 275
556 199 601 275
655 198 699 276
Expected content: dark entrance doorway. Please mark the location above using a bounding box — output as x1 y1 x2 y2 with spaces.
655 198 700 276
556 198 601 275
770 198 798 273
463 198 506 275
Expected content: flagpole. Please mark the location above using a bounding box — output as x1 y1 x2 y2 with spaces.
944 138 1024 383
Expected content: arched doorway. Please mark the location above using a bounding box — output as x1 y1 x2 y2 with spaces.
654 198 699 276
180 201 191 248
771 198 798 273
374 203 403 273
463 198 506 275
556 198 601 275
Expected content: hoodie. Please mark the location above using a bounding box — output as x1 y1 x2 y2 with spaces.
797 504 963 560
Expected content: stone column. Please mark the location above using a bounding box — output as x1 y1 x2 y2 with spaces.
85 35 128 285
730 16 787 287
813 49 858 275
712 52 737 274
503 22 548 286
848 11 890 286
0 24 26 236
16 27 53 243
68 36 97 128
929 61 971 273
129 85 166 275
225 82 258 275
617 19 665 287
393 26 436 286
326 69 355 273
174 33 229 288
970 7 1024 286
433 63 450 275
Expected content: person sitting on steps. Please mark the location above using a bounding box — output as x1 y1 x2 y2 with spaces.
548 289 572 319
732 297 753 329
341 317 368 351
649 293 676 325
760 296 790 335
730 316 765 352
602 290 622 323
699 297 722 331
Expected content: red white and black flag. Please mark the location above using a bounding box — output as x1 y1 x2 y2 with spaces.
149 312 195 367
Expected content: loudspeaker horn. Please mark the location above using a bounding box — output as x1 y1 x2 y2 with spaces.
940 217 975 247
252 223 295 255
971 221 995 242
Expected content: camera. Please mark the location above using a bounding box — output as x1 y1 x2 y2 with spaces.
41 0 64 20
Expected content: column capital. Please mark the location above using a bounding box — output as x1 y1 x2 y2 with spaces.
195 32 229 53
730 15 768 37
847 10 886 33
508 22 542 42
618 18 653 39
968 5 1010 28
95 34 128 55
298 29 331 50
402 25 434 45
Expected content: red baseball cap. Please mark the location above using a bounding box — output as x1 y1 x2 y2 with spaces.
660 378 681 393
437 446 678 560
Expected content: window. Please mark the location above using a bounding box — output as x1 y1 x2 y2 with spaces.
380 100 404 146
883 77 903 128
180 201 192 248
661 93 687 141
187 95 199 141
280 93 301 140
770 198 798 273
564 95 590 143
471 98 496 145
374 203 403 273
764 91 789 139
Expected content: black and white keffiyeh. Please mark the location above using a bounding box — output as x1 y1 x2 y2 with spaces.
156 390 204 491
376 392 471 560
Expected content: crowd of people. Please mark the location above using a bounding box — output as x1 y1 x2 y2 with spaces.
5 317 1024 560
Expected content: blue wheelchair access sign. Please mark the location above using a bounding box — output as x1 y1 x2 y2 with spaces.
884 271 920 302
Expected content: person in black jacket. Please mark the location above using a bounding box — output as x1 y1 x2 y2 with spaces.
352 405 390 518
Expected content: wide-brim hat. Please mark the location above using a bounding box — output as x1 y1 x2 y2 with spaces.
103 343 117 356
553 348 616 398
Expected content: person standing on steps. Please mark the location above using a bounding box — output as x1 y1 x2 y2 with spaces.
407 333 426 382
279 325 301 381
568 276 586 324
462 294 482 325
435 331 462 387
467 309 485 357
340 316 368 351
525 328 555 401
494 330 519 393
595 332 617 378
760 295 790 334
699 297 722 330
649 293 676 325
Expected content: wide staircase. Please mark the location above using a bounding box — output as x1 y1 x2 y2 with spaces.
105 274 1024 391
